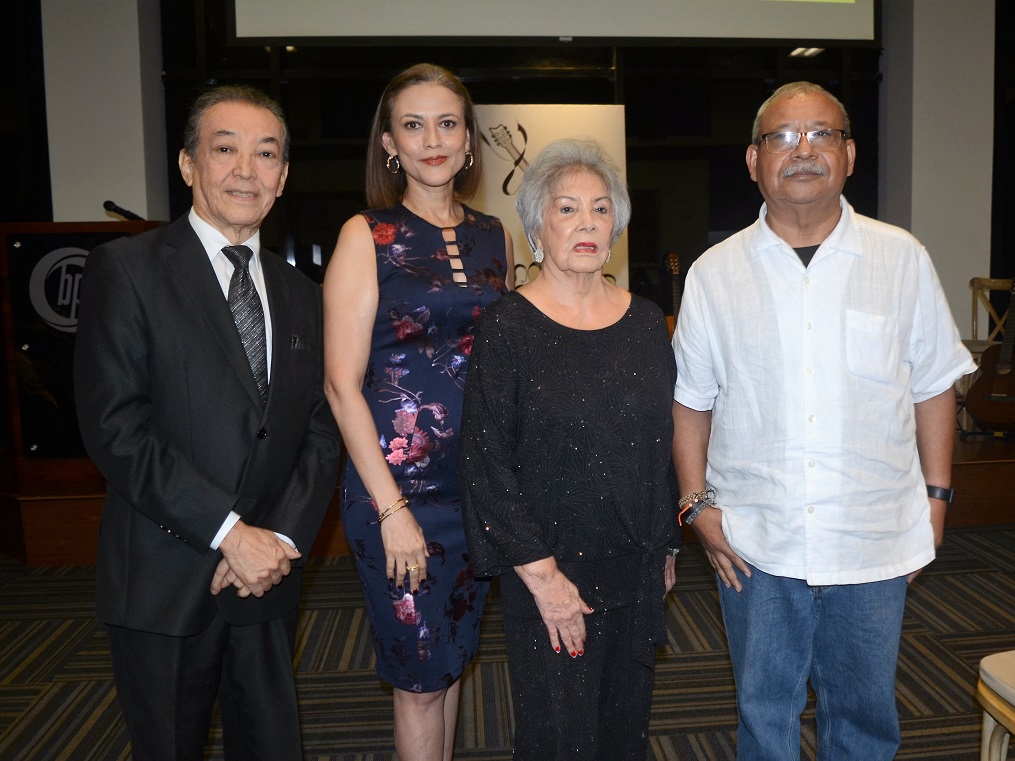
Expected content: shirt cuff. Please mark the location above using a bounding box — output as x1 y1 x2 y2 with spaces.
274 532 298 552
210 511 242 550
210 513 298 553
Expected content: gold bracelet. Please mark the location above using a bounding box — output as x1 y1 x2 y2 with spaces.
375 496 409 524
677 485 715 510
378 501 408 523
677 485 717 526
377 497 408 523
382 495 407 513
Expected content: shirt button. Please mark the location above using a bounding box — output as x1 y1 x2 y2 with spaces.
257 428 268 439
808 506 815 514
808 415 816 423
808 460 816 468
804 277 811 284
806 322 813 330
806 368 814 376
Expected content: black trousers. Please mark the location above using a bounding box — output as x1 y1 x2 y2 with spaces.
105 607 301 761
500 572 656 761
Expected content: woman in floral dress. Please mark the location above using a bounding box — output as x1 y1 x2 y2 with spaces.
323 63 513 761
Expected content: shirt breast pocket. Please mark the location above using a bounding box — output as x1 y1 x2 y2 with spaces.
845 310 899 383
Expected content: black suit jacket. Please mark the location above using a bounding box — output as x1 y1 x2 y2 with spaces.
74 215 341 636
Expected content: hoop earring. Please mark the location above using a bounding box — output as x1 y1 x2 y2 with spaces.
532 248 544 264
463 150 474 170
386 155 401 174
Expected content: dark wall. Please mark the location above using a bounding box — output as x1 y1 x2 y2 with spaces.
158 0 882 301
1 0 52 223
993 0 1015 283
4 1 1011 298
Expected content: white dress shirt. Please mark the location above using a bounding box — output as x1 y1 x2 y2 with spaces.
188 208 273 377
673 197 976 585
187 210 294 552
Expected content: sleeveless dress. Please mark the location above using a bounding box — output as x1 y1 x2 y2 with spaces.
341 203 509 693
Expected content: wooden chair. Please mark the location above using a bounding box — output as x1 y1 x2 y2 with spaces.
967 277 1012 360
977 650 1015 760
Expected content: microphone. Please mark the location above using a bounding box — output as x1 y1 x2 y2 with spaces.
103 200 144 221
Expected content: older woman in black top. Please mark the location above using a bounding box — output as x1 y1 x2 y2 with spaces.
459 138 679 760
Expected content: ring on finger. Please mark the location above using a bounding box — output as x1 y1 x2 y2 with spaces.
406 564 419 572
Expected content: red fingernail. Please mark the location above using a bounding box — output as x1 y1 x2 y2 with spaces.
554 646 560 653
570 651 577 658
578 649 584 656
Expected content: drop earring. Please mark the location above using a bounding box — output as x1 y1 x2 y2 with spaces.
532 248 544 264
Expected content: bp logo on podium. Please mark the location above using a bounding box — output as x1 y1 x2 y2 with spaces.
29 247 87 333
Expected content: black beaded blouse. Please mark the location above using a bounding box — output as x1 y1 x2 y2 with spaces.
459 290 679 659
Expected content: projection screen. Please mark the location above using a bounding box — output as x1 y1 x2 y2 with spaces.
232 0 875 43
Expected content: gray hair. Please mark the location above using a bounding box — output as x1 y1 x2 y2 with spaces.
751 82 851 145
183 85 290 163
515 138 631 253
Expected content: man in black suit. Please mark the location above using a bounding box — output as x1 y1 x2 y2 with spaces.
74 85 341 760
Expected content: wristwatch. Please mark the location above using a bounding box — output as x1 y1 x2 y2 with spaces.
926 485 955 508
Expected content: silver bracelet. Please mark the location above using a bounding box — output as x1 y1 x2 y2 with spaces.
682 500 712 526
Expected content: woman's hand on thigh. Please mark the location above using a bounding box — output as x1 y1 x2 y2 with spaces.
514 557 593 656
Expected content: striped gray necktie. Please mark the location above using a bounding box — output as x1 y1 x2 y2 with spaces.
221 245 268 404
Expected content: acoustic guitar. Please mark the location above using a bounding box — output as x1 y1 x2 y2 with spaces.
964 281 1015 433
667 251 682 317
665 252 681 336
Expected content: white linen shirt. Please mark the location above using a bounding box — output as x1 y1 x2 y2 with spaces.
673 197 976 585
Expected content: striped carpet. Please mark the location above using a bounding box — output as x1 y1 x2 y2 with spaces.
1 526 1013 760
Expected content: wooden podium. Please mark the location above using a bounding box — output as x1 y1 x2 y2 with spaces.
0 221 158 564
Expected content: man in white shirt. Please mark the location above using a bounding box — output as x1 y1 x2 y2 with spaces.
672 82 975 760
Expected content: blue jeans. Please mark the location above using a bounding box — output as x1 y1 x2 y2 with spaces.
718 565 908 761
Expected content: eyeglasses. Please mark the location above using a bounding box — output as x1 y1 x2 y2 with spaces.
759 129 848 154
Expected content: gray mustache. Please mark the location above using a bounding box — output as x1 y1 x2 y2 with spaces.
782 162 827 177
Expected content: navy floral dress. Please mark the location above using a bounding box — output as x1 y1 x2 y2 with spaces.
341 203 508 692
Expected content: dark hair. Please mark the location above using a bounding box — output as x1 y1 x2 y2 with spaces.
365 64 482 208
751 81 851 145
183 85 290 163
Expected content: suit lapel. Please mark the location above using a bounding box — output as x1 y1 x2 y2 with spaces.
161 218 264 408
262 252 292 410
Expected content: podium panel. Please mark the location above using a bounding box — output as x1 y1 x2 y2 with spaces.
0 221 159 563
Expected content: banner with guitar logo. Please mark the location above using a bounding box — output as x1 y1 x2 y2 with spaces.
474 104 627 288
